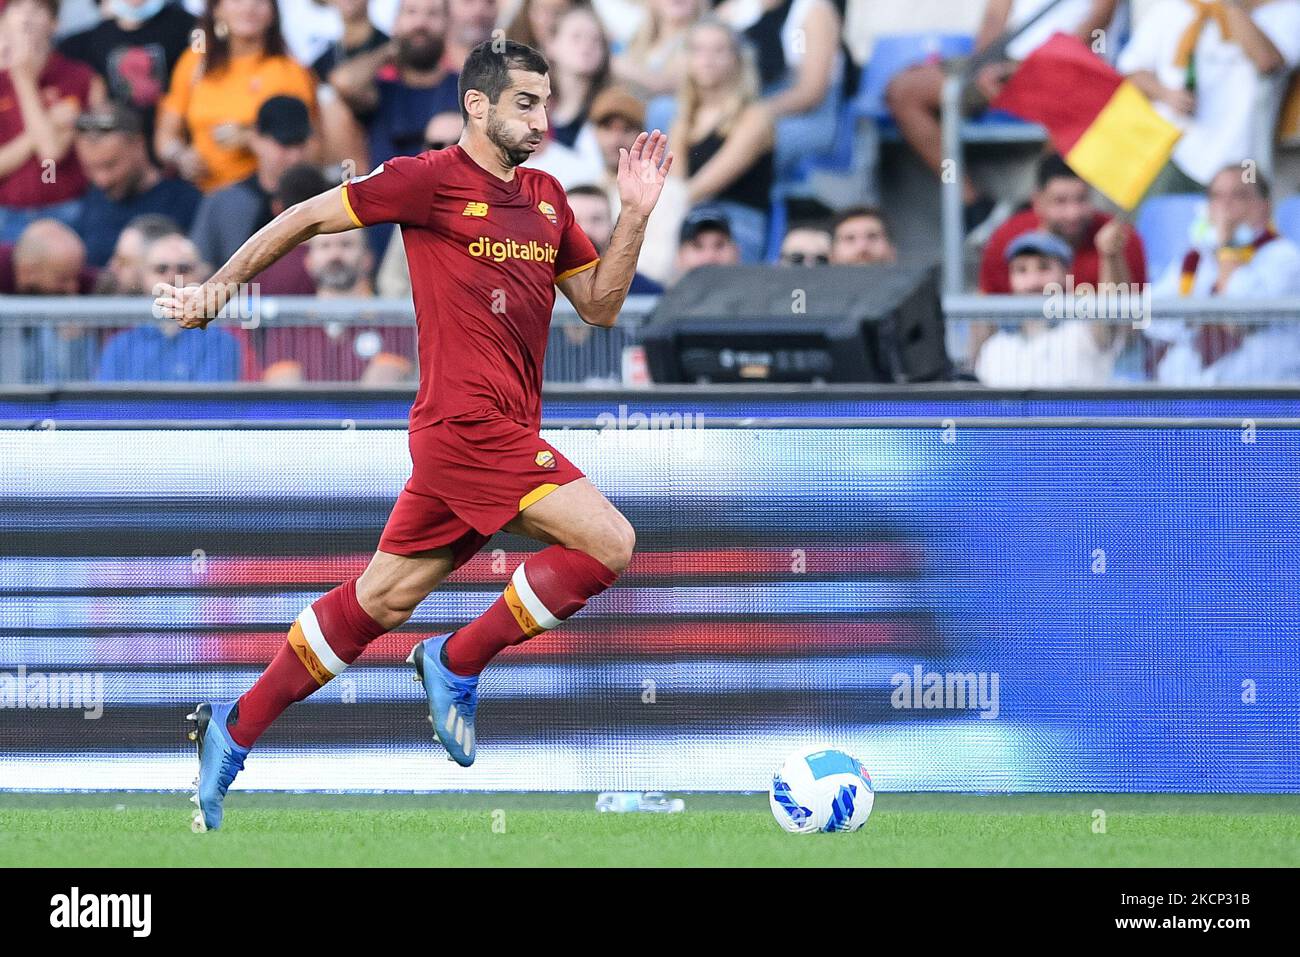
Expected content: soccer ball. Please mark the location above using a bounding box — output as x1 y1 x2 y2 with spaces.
769 746 875 833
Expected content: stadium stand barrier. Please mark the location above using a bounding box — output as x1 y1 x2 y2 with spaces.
3 295 1300 388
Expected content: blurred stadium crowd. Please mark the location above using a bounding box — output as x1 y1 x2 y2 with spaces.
2 0 1300 386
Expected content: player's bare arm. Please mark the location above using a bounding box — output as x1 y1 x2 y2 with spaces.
559 130 673 329
153 187 359 329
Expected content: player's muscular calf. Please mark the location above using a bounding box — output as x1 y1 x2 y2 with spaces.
356 548 458 631
506 478 636 574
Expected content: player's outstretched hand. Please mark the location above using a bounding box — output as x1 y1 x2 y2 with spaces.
152 282 226 330
618 130 673 220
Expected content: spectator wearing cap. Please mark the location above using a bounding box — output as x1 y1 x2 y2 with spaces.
973 231 1126 388
0 0 106 243
567 183 663 293
980 154 1147 294
73 102 201 266
668 18 775 264
1120 0 1300 194
98 230 247 382
330 0 459 171
1146 166 1300 385
155 0 317 193
261 227 417 384
57 0 195 154
778 222 831 266
674 205 739 281
188 95 313 271
830 206 897 265
582 84 688 285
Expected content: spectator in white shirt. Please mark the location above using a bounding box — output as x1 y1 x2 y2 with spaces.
1147 165 1300 384
974 231 1126 387
1119 0 1300 193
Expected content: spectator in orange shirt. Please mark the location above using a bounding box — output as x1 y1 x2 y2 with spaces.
0 0 106 243
154 0 317 192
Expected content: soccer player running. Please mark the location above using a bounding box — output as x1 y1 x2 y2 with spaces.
154 40 673 831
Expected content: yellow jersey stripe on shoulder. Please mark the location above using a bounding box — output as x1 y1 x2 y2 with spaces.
554 258 599 284
340 184 364 228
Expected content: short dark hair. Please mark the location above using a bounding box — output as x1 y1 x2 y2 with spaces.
458 39 550 121
1036 153 1084 191
123 213 183 243
277 163 332 208
831 205 891 240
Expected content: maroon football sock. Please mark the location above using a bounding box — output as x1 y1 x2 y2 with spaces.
442 546 619 676
228 578 388 748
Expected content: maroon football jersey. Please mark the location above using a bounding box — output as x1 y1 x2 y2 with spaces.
342 146 599 431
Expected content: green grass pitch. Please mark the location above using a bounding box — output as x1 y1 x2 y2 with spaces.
1 792 1297 867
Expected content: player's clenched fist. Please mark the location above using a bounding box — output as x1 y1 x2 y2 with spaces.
153 282 228 330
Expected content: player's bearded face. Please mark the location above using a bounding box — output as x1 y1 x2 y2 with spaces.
486 104 543 168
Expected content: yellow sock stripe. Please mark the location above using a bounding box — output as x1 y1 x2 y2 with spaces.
287 620 335 686
503 581 547 639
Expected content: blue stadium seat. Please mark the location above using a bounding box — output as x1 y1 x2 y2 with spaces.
855 34 1044 143
1277 196 1300 246
781 99 860 194
855 33 975 122
1135 193 1204 280
764 194 788 263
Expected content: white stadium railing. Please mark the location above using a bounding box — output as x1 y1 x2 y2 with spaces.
0 294 1298 387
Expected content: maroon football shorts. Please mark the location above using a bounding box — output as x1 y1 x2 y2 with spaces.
378 411 585 568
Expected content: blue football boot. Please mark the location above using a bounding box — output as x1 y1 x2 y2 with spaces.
407 633 478 767
186 701 249 832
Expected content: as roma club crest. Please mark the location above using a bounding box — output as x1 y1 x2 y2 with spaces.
537 201 558 225
535 450 556 468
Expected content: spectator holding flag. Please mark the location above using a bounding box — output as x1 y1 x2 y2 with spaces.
1118 0 1300 194
980 153 1146 293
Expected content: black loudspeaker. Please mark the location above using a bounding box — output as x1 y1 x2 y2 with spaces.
639 264 950 384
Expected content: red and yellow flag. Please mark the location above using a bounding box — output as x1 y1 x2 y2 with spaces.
991 33 1182 210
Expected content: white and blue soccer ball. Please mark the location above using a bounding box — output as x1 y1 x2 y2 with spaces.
769 746 875 833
